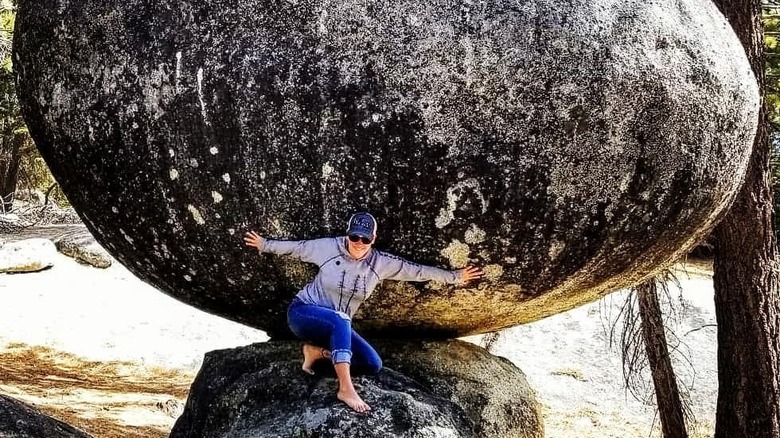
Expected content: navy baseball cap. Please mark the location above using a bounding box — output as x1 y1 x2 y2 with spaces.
346 212 377 238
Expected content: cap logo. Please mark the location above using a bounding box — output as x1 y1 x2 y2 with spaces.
352 217 372 228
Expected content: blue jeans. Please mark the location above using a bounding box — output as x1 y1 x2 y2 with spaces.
287 298 382 374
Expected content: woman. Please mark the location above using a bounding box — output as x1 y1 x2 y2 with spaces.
244 212 484 413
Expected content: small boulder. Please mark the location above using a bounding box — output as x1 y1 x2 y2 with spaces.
0 393 92 437
155 398 184 418
0 213 20 223
0 214 22 234
170 340 542 438
0 238 57 273
53 229 112 268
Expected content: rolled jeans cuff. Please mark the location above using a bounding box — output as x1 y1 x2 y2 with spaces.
331 349 352 364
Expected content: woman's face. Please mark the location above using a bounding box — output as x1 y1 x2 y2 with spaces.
346 234 375 259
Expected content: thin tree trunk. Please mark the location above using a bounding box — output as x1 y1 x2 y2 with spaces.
0 132 23 212
636 280 688 438
711 0 780 436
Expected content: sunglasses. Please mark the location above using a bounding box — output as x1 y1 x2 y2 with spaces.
348 235 372 245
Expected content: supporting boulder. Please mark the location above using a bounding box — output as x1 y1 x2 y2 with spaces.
171 340 542 438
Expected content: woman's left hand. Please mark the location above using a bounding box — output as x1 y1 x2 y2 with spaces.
460 265 485 283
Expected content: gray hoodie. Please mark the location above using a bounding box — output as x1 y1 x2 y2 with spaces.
261 236 461 318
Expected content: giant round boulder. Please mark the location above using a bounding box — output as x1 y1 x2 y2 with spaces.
14 0 758 338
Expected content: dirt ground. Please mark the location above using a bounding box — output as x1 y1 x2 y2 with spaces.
0 342 194 437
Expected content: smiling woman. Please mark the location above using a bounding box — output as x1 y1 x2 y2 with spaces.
243 211 484 413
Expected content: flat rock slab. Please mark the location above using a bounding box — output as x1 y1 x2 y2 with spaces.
14 0 758 337
52 229 113 268
170 339 542 438
0 238 57 273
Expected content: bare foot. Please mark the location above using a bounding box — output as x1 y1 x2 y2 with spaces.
302 344 330 374
337 388 371 413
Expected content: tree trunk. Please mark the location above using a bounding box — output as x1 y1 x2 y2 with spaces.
711 0 780 437
636 280 688 438
0 132 23 213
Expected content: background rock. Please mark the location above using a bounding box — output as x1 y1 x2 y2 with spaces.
0 213 20 224
0 238 57 273
53 229 113 268
170 340 541 438
0 393 92 438
0 215 22 234
14 0 758 337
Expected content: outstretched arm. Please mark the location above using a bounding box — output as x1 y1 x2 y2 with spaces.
379 253 484 285
243 231 328 264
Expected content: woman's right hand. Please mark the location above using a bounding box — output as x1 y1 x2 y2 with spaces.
244 231 264 251
460 265 485 283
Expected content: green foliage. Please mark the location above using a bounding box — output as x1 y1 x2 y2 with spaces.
764 1 780 239
15 138 68 206
765 1 780 129
0 1 19 133
0 4 13 74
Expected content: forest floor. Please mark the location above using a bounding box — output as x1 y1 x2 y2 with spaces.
0 228 718 438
